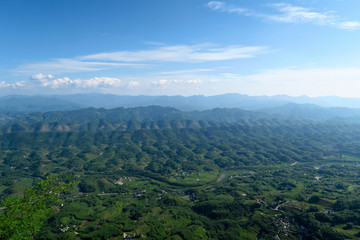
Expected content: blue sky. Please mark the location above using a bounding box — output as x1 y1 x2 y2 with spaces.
1 0 360 97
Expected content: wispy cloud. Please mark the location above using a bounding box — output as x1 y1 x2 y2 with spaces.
207 1 247 14
16 58 144 75
268 3 334 25
339 21 360 30
14 44 267 76
81 44 267 63
158 68 214 75
206 1 360 30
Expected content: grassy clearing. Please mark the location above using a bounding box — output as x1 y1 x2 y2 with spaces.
168 170 219 185
343 155 360 162
334 225 360 238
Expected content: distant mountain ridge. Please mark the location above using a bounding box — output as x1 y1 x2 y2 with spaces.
260 103 360 121
0 95 85 112
2 93 360 112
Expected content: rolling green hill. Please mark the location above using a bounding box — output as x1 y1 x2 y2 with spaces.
1 104 360 239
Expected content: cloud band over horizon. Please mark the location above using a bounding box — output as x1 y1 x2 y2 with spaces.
1 67 360 98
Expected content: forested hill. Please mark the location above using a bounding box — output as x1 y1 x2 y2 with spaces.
0 106 273 133
2 104 360 133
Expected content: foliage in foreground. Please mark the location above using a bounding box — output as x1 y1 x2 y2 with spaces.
0 176 74 240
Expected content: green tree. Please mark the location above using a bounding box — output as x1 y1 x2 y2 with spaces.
0 176 74 240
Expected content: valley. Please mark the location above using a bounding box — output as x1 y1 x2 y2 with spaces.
1 105 360 239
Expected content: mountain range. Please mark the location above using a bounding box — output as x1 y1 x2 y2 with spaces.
2 93 360 112
1 93 360 133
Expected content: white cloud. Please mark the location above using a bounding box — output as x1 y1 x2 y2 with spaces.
41 77 74 88
152 79 168 86
206 1 360 30
171 79 203 84
82 77 123 88
0 80 25 88
150 77 204 88
184 79 203 84
338 21 360 30
31 73 54 81
30 75 123 88
128 81 140 87
81 44 267 63
0 81 10 88
12 81 26 88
